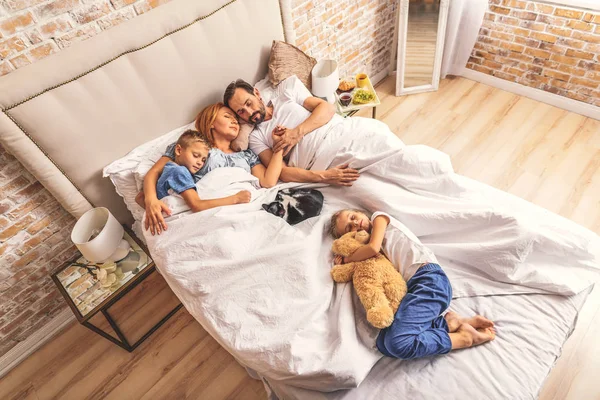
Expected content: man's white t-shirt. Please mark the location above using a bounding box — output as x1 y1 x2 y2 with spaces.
248 75 343 165
371 211 438 281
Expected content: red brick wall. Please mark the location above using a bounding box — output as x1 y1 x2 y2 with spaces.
291 0 397 81
0 0 172 75
0 145 78 357
468 0 600 107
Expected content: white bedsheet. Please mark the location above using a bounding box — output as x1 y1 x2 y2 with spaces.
264 288 592 400
143 116 600 391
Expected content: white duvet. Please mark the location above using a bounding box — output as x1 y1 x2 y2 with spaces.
143 117 600 391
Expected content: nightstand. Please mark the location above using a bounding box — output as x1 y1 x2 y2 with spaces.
51 226 182 352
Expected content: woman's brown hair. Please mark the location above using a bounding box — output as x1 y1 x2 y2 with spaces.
194 102 225 146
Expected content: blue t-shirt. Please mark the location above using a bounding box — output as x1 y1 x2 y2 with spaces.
156 162 196 199
163 143 261 182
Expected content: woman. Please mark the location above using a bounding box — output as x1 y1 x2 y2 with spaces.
140 102 284 235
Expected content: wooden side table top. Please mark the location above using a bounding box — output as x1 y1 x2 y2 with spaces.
51 226 154 323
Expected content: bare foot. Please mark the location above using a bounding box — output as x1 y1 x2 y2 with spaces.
449 323 496 350
444 311 461 333
444 311 494 333
463 315 494 330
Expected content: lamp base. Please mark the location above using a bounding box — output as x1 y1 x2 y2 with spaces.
117 250 147 274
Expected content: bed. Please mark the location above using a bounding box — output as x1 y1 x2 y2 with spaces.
1 0 598 399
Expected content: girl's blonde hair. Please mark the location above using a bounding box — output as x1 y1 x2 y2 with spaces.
328 208 370 239
195 102 225 146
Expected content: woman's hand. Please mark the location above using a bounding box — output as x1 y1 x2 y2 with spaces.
233 190 252 204
334 255 345 265
144 197 172 235
272 126 302 156
319 163 360 186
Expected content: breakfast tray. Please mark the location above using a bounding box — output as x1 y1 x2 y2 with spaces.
335 78 381 114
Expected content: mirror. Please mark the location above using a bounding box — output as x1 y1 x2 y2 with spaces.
396 0 449 96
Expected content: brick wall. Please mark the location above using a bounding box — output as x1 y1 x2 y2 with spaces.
0 0 397 360
291 0 397 81
0 145 78 357
0 0 173 75
468 0 600 107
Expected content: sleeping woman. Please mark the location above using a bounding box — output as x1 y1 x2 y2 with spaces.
136 102 285 235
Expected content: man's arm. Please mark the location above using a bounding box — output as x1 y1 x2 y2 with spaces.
272 97 335 154
257 150 359 186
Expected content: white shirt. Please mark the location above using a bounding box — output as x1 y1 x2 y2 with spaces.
248 75 343 166
371 211 438 281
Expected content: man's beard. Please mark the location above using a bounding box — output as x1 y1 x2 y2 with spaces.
250 104 266 124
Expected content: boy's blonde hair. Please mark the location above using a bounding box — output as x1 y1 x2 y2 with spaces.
176 129 211 149
328 208 370 239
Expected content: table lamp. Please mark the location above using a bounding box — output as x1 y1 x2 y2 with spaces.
312 59 339 103
71 207 130 263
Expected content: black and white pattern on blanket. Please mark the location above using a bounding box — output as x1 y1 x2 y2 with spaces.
262 188 324 225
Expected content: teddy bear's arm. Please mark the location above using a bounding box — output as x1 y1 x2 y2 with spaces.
331 263 357 283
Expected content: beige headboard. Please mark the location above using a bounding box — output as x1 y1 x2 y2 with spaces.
0 0 287 224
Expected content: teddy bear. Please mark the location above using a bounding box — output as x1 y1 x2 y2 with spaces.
331 230 408 329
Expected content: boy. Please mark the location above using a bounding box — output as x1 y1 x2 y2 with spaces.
330 209 496 360
135 130 250 213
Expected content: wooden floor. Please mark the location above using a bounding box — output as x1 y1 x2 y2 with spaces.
2 76 599 399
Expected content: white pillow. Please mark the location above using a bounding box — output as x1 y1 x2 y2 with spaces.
103 121 195 222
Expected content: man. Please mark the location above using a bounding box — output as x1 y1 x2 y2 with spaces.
224 76 360 187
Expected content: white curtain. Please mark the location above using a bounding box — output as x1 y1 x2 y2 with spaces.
441 0 488 78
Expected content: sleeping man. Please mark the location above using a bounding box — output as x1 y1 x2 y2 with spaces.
224 76 362 185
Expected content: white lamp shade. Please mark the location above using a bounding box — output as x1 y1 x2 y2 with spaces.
71 207 128 263
311 59 339 103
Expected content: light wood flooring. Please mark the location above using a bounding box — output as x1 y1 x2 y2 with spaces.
1 75 599 399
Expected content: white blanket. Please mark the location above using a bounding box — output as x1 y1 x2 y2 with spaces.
144 117 600 391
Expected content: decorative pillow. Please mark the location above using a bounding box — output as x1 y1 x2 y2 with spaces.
230 122 254 152
268 40 317 89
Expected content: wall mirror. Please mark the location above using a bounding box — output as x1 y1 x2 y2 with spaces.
396 0 449 96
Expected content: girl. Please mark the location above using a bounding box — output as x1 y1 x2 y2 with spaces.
140 102 284 235
330 209 496 360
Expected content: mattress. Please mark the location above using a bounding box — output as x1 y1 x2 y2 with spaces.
263 288 591 400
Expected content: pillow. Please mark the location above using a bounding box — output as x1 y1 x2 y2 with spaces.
268 40 317 89
230 122 254 152
103 121 195 222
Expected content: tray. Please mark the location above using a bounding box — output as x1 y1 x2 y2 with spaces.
335 78 381 114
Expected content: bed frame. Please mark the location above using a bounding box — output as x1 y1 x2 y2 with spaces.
0 0 290 224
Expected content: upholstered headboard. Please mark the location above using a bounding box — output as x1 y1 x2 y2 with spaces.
0 0 290 224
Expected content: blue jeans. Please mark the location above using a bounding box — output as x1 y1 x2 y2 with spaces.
376 263 453 359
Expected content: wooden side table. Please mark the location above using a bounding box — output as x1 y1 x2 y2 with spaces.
51 226 182 352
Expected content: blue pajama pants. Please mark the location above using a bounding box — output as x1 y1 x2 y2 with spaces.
376 263 453 360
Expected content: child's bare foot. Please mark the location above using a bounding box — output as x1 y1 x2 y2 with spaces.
450 323 496 350
444 311 494 333
444 311 462 332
